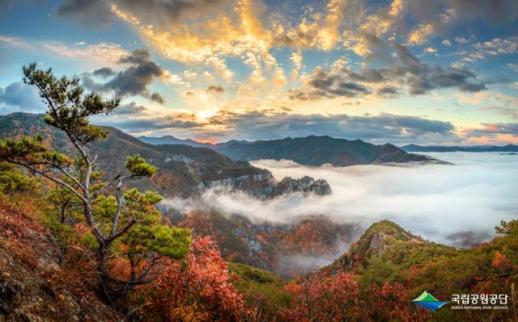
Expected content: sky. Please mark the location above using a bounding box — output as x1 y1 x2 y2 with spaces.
0 0 517 145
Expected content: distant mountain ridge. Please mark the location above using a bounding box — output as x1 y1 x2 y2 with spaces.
141 135 442 166
139 135 209 148
213 136 441 166
402 144 518 153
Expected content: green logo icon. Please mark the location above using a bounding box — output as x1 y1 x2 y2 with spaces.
412 291 448 311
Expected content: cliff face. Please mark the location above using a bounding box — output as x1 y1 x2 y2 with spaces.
274 176 332 196
0 199 121 321
200 174 332 199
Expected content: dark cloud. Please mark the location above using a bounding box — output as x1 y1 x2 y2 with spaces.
150 92 165 104
207 85 224 93
98 114 200 133
446 0 518 24
404 0 518 41
377 86 399 96
92 107 459 144
292 69 370 100
56 0 228 27
347 68 385 83
93 67 115 78
119 49 151 65
0 81 43 113
291 42 485 100
57 0 112 25
84 49 166 102
104 61 162 97
111 102 147 115
465 123 518 137
204 111 458 144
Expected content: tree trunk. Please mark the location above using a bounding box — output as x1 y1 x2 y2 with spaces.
96 242 114 302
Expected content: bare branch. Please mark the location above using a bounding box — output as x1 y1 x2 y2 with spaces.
108 219 136 243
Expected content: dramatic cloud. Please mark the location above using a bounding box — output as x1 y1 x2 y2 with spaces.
0 81 43 114
163 152 518 246
201 110 458 145
292 41 486 100
57 0 229 26
84 49 167 103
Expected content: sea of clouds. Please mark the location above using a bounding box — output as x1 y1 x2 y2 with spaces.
162 152 518 247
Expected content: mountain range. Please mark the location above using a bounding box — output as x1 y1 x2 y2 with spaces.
0 113 280 198
138 135 209 148
402 144 518 153
141 135 441 166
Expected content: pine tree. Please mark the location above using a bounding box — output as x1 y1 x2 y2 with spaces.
0 64 191 301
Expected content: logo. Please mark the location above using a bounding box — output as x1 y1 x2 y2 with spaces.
412 291 448 311
451 293 509 310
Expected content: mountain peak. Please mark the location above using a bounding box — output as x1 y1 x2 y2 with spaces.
325 220 427 273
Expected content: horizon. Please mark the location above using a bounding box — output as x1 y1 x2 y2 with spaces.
3 111 518 148
0 1 517 146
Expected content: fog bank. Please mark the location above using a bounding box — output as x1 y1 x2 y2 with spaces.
163 152 518 247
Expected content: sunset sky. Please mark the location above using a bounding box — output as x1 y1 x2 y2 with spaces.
0 0 517 145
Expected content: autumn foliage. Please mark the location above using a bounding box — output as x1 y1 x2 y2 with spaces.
284 272 359 321
131 237 246 321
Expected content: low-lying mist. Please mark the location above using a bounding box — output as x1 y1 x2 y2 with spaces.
163 152 517 249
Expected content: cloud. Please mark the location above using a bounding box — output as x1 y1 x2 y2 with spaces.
57 0 112 25
162 152 518 247
83 49 167 102
292 41 485 100
0 81 44 114
0 35 128 67
465 123 518 137
106 50 163 97
95 109 200 133
377 86 399 96
93 67 115 77
406 1 518 44
110 101 147 115
292 69 370 100
150 92 165 104
462 122 518 145
204 110 458 145
57 0 229 26
207 85 224 93
456 36 518 66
